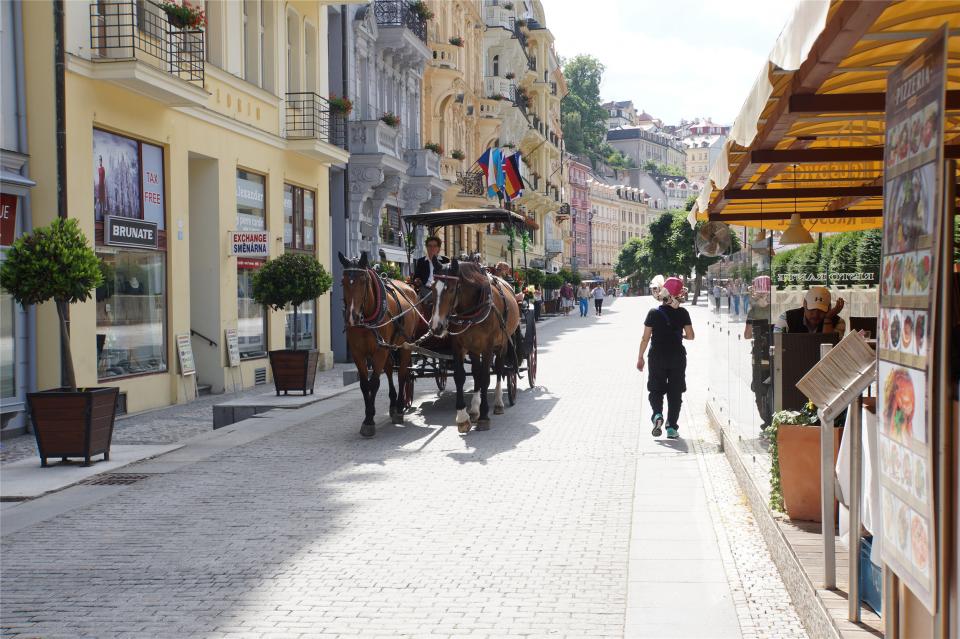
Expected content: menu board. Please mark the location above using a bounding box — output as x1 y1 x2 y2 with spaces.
225 328 241 368
175 334 196 376
877 26 946 613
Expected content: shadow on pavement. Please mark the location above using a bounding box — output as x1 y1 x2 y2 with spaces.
654 438 691 454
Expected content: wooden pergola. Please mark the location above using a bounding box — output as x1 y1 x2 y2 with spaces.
691 0 960 232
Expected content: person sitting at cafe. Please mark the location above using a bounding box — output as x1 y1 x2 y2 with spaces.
413 235 449 299
773 285 846 336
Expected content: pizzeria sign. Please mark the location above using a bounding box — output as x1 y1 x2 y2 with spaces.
230 231 269 257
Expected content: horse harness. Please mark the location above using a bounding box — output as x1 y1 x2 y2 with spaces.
432 272 510 338
342 267 430 349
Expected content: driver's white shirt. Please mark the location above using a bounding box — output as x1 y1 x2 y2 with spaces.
426 257 434 285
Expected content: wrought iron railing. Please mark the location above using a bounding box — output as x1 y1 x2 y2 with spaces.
286 93 346 148
373 0 427 43
457 170 486 197
89 0 204 84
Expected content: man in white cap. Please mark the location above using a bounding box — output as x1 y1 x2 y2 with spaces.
773 285 845 335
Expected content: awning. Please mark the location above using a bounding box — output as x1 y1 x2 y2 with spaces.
691 0 960 231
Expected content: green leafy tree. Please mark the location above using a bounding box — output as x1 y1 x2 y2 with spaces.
856 228 882 282
372 261 403 281
251 252 332 351
543 273 563 291
520 267 544 287
561 55 608 162
826 231 861 284
0 218 103 391
557 267 581 285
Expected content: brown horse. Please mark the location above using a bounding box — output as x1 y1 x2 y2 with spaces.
430 260 521 432
339 252 426 437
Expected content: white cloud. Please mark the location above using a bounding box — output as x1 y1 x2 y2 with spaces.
543 0 799 124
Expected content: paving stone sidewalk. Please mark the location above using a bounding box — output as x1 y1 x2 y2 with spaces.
0 363 356 465
1 296 807 638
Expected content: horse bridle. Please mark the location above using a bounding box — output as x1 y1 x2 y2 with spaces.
343 267 386 327
433 273 496 334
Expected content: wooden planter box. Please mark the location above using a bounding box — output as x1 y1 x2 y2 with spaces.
27 387 119 467
777 424 843 522
268 349 319 396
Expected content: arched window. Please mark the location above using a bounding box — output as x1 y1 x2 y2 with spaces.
492 55 499 77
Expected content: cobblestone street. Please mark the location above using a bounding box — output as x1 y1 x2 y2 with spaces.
1 297 807 638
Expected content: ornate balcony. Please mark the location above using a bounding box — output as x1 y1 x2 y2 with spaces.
457 170 486 198
430 42 462 73
87 0 207 106
373 0 427 43
349 120 403 160
405 148 442 178
545 238 563 255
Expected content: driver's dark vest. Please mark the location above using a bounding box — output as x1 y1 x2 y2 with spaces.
783 307 824 333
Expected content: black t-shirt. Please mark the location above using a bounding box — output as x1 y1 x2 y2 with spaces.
644 305 691 357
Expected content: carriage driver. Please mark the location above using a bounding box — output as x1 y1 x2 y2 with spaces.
413 235 450 300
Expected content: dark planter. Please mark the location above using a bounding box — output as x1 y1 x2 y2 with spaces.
268 349 319 396
27 387 119 467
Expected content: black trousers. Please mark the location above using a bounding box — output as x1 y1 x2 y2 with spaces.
647 354 686 428
594 298 603 314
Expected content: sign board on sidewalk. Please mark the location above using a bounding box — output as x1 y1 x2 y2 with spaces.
105 215 158 249
224 328 240 368
175 333 196 376
876 25 947 613
229 231 269 257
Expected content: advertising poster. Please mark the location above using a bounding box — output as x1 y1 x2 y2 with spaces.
225 328 240 368
877 27 946 613
175 334 196 376
93 129 140 221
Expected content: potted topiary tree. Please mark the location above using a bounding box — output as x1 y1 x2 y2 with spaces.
0 218 116 467
251 252 332 396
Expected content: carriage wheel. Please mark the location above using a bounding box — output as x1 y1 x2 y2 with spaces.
507 370 518 405
435 364 448 391
404 377 415 409
527 337 538 388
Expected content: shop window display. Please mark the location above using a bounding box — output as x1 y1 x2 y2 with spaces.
285 298 315 351
1 285 14 398
96 250 166 379
236 170 267 360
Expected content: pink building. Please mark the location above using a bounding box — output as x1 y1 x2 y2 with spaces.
567 156 591 272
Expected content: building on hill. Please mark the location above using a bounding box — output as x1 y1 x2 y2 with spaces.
605 126 686 173
602 100 638 129
586 174 653 282
679 118 729 185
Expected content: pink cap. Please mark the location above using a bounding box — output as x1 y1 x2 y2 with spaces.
663 277 684 297
752 275 771 293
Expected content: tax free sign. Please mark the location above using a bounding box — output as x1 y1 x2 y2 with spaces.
229 231 269 257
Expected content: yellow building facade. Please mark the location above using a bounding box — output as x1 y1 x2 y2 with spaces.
22 1 347 415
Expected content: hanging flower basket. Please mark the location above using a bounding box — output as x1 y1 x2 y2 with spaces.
329 95 353 115
448 36 465 47
158 1 206 30
451 149 465 160
425 142 443 154
380 112 401 128
505 72 516 80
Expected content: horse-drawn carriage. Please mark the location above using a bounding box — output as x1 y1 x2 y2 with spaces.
339 208 538 437
400 208 538 409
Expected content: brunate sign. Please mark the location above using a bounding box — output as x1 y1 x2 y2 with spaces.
105 215 158 249
230 231 269 257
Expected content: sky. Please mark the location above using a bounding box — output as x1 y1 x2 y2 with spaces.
543 0 800 126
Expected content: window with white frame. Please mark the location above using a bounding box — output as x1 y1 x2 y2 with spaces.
287 9 301 92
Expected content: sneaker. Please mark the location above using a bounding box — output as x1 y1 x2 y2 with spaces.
666 427 679 439
651 414 663 437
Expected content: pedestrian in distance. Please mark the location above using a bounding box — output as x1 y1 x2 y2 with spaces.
636 276 694 439
592 283 606 316
560 281 575 316
577 282 591 317
712 282 721 313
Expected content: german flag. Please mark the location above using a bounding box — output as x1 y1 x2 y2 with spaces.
503 152 524 200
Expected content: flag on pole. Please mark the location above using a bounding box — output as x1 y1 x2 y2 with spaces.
487 148 503 197
476 148 491 181
503 153 524 200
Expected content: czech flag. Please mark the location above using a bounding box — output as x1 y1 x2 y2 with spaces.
503 153 524 200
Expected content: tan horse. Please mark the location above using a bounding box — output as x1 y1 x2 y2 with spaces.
339 252 426 438
430 260 521 433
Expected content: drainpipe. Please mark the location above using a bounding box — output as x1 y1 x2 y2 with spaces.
13 0 37 407
53 0 69 387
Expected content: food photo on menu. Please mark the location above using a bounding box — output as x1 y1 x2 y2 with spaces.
901 310 914 355
913 311 927 356
911 510 930 576
880 361 927 445
885 163 934 254
914 248 932 294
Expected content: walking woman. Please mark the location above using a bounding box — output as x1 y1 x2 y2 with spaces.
636 277 694 439
592 283 606 316
577 282 591 317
